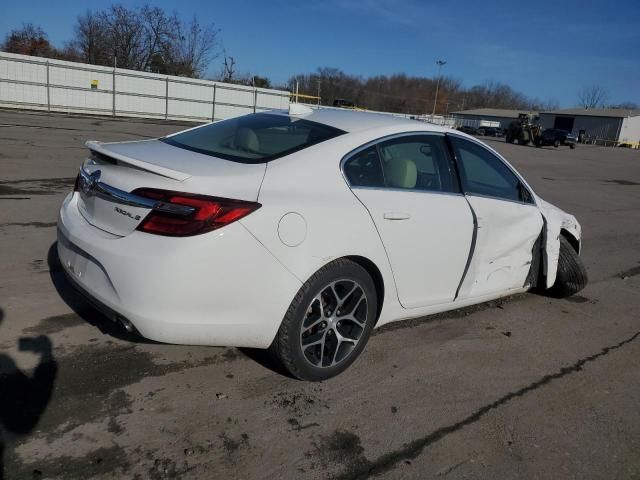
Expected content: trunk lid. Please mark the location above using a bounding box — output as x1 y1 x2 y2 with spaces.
77 140 266 236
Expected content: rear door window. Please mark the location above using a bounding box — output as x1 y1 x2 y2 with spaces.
377 135 459 193
343 134 460 193
162 113 345 164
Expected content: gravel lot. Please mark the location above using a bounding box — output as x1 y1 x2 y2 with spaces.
1 109 639 480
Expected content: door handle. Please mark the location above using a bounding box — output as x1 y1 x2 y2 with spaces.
383 212 411 220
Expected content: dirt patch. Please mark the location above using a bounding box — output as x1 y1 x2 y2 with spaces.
0 222 57 228
107 417 124 435
315 430 369 475
565 295 591 304
9 445 131 480
270 390 326 416
604 179 640 186
147 457 189 480
618 264 640 279
287 418 320 432
22 313 86 335
0 177 75 196
219 432 250 456
10 343 230 438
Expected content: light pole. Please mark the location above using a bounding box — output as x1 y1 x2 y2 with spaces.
431 59 446 117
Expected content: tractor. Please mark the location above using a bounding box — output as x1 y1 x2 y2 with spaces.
505 113 543 146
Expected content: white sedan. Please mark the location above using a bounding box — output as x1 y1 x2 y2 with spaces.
57 105 587 380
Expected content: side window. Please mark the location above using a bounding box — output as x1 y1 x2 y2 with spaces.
450 136 533 203
343 145 384 187
377 135 459 193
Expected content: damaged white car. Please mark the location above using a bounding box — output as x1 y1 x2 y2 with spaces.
57 106 587 380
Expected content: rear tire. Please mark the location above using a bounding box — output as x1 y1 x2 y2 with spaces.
548 236 588 298
271 259 377 381
569 143 575 150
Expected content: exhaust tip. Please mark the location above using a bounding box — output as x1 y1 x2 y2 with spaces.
116 315 136 334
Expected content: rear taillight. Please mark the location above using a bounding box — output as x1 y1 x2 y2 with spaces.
132 188 261 237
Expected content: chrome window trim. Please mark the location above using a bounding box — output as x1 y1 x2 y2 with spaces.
349 185 464 198
340 131 463 196
446 133 537 207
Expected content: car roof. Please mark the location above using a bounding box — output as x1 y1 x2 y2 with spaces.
269 107 449 134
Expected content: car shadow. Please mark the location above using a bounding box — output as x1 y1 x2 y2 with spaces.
237 348 295 379
0 307 58 479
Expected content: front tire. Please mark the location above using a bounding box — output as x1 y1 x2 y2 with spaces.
271 259 377 381
548 236 588 298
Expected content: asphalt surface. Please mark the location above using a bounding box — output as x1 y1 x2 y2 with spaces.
1 109 639 480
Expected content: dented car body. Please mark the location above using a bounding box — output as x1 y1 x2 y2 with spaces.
57 107 586 380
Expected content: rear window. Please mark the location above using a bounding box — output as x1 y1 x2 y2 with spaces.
161 113 345 164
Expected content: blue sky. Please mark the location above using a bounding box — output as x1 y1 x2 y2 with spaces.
1 0 639 107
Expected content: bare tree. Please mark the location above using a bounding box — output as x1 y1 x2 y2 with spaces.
72 11 110 65
287 68 558 115
138 6 179 72
167 16 220 77
578 85 608 109
221 52 237 82
70 5 220 77
607 101 638 110
2 23 54 57
99 5 147 69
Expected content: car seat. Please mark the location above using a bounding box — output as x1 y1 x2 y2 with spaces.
384 157 417 189
234 128 260 153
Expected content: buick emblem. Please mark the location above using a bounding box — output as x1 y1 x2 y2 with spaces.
79 169 101 196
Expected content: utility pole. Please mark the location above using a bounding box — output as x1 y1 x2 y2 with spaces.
431 59 446 117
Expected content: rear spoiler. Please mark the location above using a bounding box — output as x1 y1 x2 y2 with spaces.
85 140 191 181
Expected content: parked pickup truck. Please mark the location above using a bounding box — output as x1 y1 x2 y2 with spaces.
537 129 576 149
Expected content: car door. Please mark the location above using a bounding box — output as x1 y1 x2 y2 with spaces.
448 135 544 299
343 133 474 309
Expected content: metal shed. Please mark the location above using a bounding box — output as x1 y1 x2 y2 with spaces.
539 108 640 146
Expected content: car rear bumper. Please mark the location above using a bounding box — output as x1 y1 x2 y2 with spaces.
57 193 301 348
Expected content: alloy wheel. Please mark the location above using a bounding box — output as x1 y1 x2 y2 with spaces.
299 279 369 368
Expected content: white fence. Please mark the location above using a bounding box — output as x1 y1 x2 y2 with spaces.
0 51 290 122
